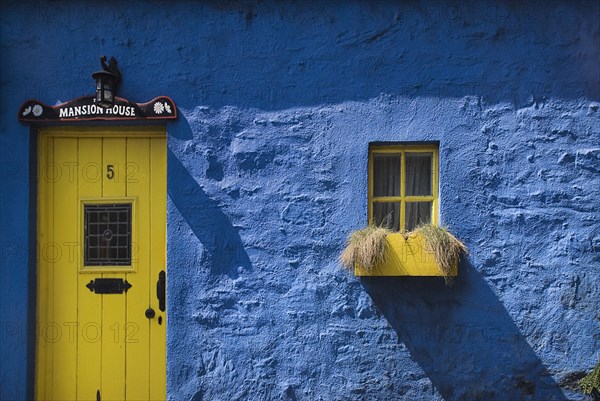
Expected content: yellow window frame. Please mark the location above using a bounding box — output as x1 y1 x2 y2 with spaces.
79 197 138 273
368 144 439 230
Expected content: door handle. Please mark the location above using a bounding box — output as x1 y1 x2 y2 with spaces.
156 270 166 312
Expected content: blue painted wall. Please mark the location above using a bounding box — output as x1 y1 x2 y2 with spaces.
1 1 599 400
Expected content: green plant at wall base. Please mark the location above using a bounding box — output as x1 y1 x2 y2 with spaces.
340 225 392 272
340 223 468 284
413 224 468 285
580 359 600 396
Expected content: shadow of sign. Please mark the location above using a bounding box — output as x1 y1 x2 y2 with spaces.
361 260 569 401
167 148 251 278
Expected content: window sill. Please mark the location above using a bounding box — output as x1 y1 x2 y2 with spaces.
354 232 458 277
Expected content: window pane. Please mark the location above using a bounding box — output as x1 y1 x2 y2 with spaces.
373 202 400 231
84 204 132 266
406 152 432 196
405 202 432 231
373 154 401 197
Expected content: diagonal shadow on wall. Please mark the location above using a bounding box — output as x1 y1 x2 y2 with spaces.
167 148 251 279
361 260 569 401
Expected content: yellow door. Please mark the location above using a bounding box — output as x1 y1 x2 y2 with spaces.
35 127 166 401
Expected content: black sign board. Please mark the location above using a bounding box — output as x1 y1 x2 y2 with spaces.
18 95 177 123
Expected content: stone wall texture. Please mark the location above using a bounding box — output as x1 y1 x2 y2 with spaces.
1 1 599 400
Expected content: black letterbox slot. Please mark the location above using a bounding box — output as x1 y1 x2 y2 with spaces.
86 278 132 294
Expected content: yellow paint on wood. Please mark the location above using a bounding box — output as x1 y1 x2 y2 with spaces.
354 232 458 276
39 125 166 138
101 137 127 401
149 137 167 401
51 137 79 400
125 137 151 401
78 196 137 274
77 138 103 401
36 128 166 400
368 145 439 230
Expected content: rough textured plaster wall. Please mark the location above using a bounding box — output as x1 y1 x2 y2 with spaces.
168 97 599 401
0 1 599 401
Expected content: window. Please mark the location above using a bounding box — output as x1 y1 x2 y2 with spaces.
369 144 438 231
84 203 132 266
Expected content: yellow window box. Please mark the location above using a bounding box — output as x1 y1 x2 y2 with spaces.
354 232 458 277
